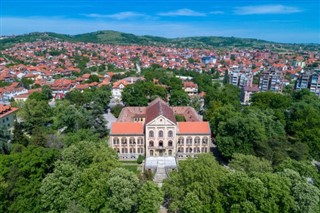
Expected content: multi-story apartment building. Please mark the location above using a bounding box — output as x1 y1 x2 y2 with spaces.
295 69 320 97
296 71 312 90
240 85 260 105
259 69 284 92
310 69 320 97
229 67 253 88
109 98 211 160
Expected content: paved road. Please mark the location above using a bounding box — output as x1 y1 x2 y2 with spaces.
103 109 117 130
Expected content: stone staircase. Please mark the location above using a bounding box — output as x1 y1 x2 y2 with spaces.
153 159 168 186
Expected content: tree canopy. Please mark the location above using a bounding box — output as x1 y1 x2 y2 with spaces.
122 80 167 106
163 154 320 213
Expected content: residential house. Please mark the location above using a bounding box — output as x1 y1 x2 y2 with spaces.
0 104 19 140
183 81 198 96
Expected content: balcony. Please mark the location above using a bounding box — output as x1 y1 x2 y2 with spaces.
156 146 166 150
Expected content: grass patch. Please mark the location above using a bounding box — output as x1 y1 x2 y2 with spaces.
120 160 138 164
120 164 139 174
175 114 186 122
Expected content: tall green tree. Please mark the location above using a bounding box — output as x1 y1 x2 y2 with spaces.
169 89 190 106
122 81 167 106
20 99 52 132
136 181 164 213
229 153 273 173
11 121 29 147
41 141 119 212
0 145 58 213
163 154 227 212
106 168 140 212
251 91 291 124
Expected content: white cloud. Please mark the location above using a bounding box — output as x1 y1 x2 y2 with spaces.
85 12 147 20
158 9 206 17
209 11 224 15
234 5 302 15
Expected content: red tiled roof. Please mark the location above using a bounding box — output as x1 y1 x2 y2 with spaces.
0 104 19 118
146 99 176 124
177 122 211 134
111 122 144 135
112 80 128 88
82 74 90 79
183 81 198 88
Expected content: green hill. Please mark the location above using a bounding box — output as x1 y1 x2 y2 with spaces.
1 30 319 51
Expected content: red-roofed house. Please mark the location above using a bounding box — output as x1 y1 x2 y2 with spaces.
111 80 129 102
109 98 211 161
183 81 198 96
0 104 19 139
51 78 74 94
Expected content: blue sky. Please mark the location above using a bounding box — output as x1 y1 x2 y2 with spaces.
1 0 319 43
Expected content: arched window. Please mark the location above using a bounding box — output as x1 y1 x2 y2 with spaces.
121 137 127 145
196 147 200 153
202 137 208 145
194 137 200 145
129 137 136 145
138 137 143 145
178 137 184 145
150 150 154 156
159 141 163 147
149 130 154 138
158 130 163 138
178 147 184 153
130 148 136 153
189 148 193 153
168 150 172 156
113 137 119 144
186 137 192 145
168 130 173 138
149 141 154 147
168 140 173 147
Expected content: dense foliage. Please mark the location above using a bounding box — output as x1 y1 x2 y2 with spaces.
205 86 320 164
163 154 320 213
1 62 320 212
122 80 167 106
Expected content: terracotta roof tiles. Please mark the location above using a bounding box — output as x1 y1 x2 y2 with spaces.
0 104 19 118
111 122 144 135
177 122 210 135
146 99 176 124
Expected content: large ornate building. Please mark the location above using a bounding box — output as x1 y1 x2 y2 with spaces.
109 98 211 160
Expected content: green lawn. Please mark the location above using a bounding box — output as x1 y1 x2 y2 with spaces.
120 164 140 174
120 160 138 164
